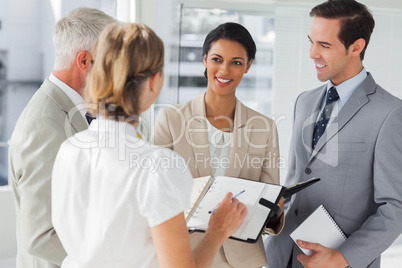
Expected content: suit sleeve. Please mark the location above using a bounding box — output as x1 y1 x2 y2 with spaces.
282 93 303 215
264 95 303 236
261 119 285 235
283 94 301 190
152 108 174 150
9 117 67 265
260 119 280 185
338 104 402 267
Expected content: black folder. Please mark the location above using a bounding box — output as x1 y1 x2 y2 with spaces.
283 177 321 199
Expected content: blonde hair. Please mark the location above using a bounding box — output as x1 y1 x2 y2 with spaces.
85 23 164 120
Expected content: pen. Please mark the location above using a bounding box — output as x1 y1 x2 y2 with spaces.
208 190 245 214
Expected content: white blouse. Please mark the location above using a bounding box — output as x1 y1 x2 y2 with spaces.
52 119 193 268
206 120 233 177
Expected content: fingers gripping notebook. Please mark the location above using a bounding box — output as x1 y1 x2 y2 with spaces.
290 205 347 256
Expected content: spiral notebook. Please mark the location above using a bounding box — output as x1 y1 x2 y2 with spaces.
186 176 284 243
290 205 347 256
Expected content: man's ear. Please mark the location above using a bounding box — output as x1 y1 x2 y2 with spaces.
76 51 93 71
350 38 366 57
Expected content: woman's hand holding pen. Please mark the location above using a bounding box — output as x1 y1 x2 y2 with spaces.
208 190 245 214
206 192 247 243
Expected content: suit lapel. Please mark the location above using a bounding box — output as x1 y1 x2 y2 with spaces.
225 100 250 178
309 73 376 161
188 93 212 177
42 79 88 135
304 86 326 159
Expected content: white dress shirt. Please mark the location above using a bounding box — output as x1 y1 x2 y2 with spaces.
206 120 233 177
52 118 192 268
317 68 368 124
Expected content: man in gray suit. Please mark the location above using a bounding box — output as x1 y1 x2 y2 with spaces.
8 8 115 268
265 0 402 267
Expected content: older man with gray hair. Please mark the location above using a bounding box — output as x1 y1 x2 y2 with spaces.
9 7 115 268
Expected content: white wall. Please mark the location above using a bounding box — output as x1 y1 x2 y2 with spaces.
272 4 316 180
7 0 42 82
0 187 16 267
365 8 402 99
0 2 8 50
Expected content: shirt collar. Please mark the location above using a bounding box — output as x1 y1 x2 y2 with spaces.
327 67 367 109
89 118 145 147
90 118 140 136
49 73 87 120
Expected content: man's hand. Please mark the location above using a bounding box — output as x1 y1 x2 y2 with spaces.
297 240 349 268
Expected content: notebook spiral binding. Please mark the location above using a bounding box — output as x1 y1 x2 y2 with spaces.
187 178 216 219
320 205 347 239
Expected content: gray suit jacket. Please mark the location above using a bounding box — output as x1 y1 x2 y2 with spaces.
9 79 88 268
265 73 402 268
153 93 283 268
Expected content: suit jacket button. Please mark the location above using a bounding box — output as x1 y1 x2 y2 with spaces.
305 168 312 174
294 209 299 216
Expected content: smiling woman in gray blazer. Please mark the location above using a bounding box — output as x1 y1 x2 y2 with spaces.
153 22 284 268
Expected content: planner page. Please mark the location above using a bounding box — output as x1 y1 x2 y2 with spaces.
187 176 282 241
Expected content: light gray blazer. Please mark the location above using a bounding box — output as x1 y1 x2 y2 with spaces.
265 73 402 268
9 79 88 268
153 92 283 268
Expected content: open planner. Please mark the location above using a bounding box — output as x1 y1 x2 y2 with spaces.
186 176 284 243
185 176 320 243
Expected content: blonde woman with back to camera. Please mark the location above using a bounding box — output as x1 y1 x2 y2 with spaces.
51 22 247 268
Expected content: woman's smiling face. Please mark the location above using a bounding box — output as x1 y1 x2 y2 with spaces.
204 39 252 97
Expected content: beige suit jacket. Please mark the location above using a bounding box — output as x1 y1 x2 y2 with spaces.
153 93 283 268
9 79 88 268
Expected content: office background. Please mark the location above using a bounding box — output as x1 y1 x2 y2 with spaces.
0 0 401 267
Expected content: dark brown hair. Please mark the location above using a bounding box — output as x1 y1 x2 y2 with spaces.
202 22 256 79
310 0 375 60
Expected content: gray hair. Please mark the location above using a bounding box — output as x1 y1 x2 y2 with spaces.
53 7 116 70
